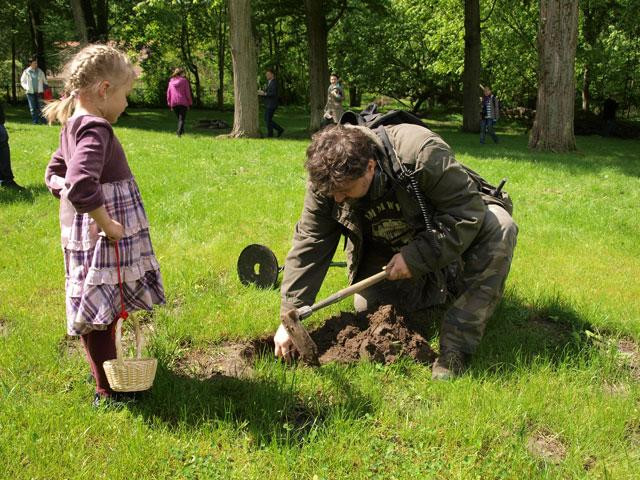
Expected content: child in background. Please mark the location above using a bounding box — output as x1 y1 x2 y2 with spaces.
0 104 24 190
166 67 193 137
43 45 165 406
480 85 500 144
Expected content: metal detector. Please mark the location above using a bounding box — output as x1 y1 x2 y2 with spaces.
237 244 346 289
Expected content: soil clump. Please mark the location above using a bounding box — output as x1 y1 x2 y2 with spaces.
310 305 436 365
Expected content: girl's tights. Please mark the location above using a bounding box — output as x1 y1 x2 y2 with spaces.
80 323 117 397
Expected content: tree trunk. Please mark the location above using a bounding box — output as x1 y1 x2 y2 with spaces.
28 1 46 72
582 66 590 112
217 2 227 110
304 0 329 132
580 0 601 113
95 0 109 41
412 95 428 114
11 35 17 103
70 0 89 44
80 0 98 42
462 0 481 133
528 0 579 152
228 0 259 138
180 11 201 107
349 85 360 107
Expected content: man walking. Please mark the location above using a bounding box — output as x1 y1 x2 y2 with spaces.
258 69 284 138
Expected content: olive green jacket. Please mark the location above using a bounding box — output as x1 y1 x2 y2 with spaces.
280 123 486 311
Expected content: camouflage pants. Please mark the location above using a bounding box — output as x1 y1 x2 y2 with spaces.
354 204 518 354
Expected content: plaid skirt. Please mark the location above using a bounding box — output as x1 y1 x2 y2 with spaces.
61 177 165 335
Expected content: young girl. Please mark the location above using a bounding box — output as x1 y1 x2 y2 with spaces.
43 44 165 405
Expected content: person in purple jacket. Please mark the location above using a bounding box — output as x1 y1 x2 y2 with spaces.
43 44 165 407
166 67 193 137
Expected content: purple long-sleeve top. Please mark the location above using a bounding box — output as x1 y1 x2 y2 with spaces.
166 76 193 108
45 115 132 213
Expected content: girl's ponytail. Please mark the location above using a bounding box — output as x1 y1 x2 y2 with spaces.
42 94 76 125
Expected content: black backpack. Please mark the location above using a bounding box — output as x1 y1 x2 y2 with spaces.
339 103 513 217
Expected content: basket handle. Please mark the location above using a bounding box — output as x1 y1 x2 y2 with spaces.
114 315 146 365
113 241 143 365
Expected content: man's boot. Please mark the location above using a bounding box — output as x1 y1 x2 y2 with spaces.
431 349 466 380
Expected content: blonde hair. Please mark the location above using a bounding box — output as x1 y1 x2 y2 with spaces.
43 44 136 125
171 67 185 77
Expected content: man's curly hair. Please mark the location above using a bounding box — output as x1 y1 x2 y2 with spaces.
305 126 376 194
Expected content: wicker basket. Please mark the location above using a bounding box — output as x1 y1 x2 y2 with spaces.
103 315 157 392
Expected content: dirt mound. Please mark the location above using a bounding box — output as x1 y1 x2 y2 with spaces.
173 305 437 378
526 430 567 464
0 317 8 337
310 305 436 365
173 341 266 379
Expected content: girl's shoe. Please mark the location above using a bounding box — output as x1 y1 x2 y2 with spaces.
92 391 138 408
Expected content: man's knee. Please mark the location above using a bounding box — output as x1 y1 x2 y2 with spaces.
483 205 518 249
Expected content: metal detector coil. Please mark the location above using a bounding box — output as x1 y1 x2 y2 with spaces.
237 244 281 289
237 244 347 289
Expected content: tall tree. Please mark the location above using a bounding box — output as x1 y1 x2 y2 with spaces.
27 0 46 71
528 0 579 152
228 0 259 137
304 0 329 132
305 0 347 131
579 0 614 112
215 1 228 110
70 0 90 43
179 1 202 107
462 0 481 132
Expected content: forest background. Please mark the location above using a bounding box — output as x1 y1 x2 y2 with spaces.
1 0 639 125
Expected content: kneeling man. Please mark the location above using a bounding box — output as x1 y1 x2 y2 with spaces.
274 122 518 379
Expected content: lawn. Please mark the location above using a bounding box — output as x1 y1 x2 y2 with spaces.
1 105 639 479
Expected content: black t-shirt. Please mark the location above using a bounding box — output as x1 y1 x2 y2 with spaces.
356 170 417 260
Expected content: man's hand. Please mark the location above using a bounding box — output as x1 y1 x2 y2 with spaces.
274 323 295 361
386 252 412 280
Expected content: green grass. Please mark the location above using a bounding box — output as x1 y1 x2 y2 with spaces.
1 105 639 479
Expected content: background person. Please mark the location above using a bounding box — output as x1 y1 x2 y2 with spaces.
20 57 47 124
43 44 165 406
258 68 284 138
166 67 193 137
322 73 344 126
479 85 500 144
0 104 24 190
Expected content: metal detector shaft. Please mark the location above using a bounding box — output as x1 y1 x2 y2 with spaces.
277 260 347 273
297 270 388 320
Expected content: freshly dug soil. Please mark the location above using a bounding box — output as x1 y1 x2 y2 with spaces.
307 304 436 365
174 305 437 379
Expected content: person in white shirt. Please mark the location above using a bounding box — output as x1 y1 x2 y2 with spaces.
20 57 47 124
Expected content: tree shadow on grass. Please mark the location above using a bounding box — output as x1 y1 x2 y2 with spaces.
129 354 372 446
0 183 49 205
468 291 596 377
115 108 312 141
450 132 640 178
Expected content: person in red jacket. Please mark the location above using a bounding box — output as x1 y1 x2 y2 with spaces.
166 68 193 137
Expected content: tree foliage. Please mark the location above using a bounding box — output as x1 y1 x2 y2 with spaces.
0 0 638 119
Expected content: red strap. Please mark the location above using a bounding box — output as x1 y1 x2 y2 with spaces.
114 241 129 320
